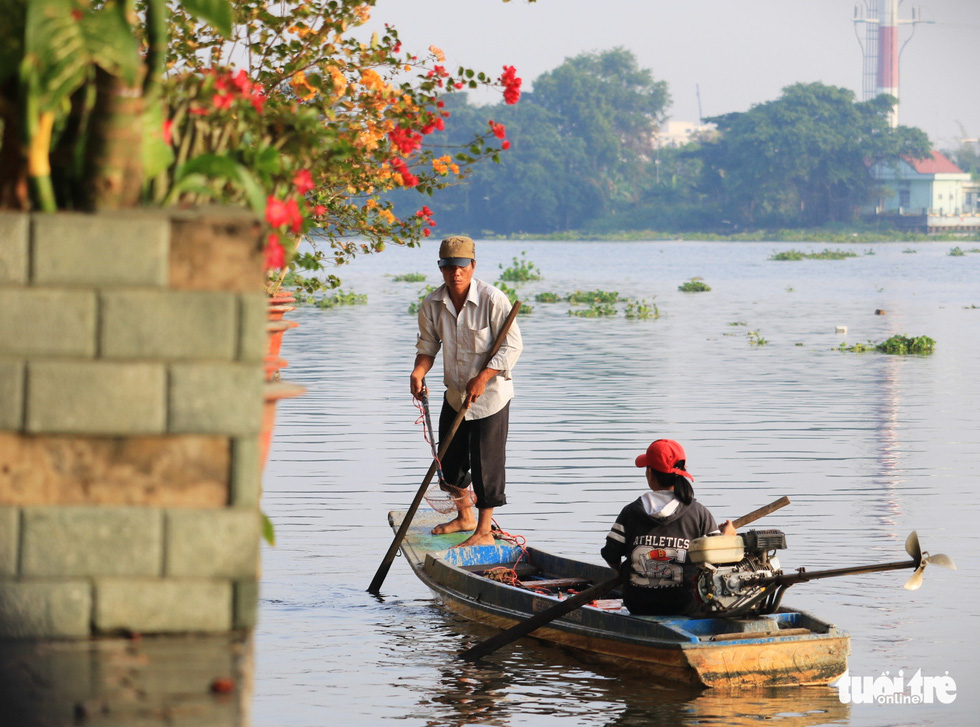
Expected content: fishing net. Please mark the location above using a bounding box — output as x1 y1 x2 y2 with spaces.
424 483 477 514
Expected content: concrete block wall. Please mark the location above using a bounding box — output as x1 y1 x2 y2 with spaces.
0 209 267 637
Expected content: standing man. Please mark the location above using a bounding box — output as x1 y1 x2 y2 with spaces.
410 235 523 547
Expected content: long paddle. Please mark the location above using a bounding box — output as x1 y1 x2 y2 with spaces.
458 495 791 661
367 300 522 594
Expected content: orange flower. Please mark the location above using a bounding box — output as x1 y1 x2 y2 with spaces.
290 71 317 101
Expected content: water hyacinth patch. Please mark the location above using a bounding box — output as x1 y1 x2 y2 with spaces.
624 299 659 319
838 334 935 355
876 334 935 354
534 292 561 303
392 273 427 282
314 290 367 309
678 278 711 293
567 290 619 304
498 252 543 282
569 302 617 318
769 249 859 261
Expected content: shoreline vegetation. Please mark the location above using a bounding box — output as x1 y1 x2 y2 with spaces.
485 227 980 243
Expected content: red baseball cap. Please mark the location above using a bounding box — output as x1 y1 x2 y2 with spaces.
635 439 694 481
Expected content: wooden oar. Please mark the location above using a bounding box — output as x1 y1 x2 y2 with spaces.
458 495 790 661
367 300 522 594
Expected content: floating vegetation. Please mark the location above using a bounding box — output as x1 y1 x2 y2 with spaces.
769 249 858 261
837 341 876 353
728 321 747 327
408 285 438 315
876 334 935 355
785 285 795 293
568 289 619 304
948 246 966 257
747 330 768 346
864 249 876 256
902 248 918 254
534 292 561 303
624 298 659 320
314 290 367 309
569 302 617 318
838 334 935 355
498 252 542 282
678 277 711 293
392 272 426 282
494 281 532 314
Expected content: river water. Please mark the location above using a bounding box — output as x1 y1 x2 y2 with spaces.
255 239 980 726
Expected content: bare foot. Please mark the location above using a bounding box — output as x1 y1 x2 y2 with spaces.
432 515 476 535
452 531 496 548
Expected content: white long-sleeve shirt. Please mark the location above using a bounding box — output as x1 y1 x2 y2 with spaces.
416 278 522 420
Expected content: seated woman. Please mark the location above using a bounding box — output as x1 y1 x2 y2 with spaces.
601 439 736 616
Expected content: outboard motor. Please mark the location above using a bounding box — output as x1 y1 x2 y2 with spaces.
688 529 787 617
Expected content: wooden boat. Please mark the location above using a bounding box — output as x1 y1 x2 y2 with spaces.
390 509 850 688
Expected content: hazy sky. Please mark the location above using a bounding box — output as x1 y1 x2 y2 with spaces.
367 0 979 150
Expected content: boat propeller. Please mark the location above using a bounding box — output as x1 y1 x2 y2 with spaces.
903 530 957 591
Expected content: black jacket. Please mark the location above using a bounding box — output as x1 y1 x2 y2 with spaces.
601 493 720 615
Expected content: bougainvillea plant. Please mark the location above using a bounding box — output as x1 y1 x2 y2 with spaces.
163 0 522 290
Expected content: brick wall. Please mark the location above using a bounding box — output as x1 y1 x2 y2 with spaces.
0 209 267 637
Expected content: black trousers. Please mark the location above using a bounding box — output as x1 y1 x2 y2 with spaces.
438 397 510 509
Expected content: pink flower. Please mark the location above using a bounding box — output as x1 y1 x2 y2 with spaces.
162 119 173 145
501 140 511 150
249 91 267 113
284 198 303 233
293 169 315 195
265 196 290 227
314 204 326 217
212 93 233 110
231 69 252 94
264 234 285 270
499 65 522 105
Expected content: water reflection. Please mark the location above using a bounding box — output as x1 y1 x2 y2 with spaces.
398 621 850 727
0 634 252 727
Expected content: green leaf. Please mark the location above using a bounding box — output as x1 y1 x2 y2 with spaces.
182 0 234 38
141 98 174 180
22 0 90 111
80 0 141 84
261 512 276 546
172 153 268 216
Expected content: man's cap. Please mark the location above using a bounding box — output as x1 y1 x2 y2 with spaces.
438 235 475 267
635 439 695 481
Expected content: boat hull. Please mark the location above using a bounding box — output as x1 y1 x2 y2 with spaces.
390 510 850 688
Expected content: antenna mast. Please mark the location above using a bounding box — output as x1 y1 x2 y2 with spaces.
853 0 932 127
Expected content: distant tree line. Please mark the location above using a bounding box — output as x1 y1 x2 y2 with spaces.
390 48 940 235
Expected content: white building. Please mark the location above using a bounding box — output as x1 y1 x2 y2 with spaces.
654 120 717 148
871 150 977 216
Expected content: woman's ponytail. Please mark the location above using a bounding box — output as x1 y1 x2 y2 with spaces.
673 474 694 505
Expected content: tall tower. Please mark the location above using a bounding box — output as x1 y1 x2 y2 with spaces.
853 0 931 127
